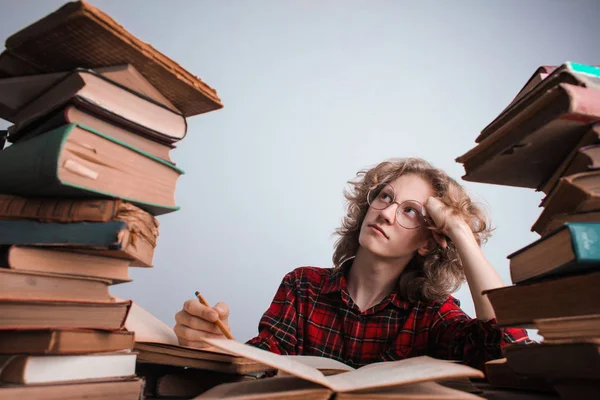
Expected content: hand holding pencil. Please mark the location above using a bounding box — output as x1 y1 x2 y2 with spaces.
173 291 234 348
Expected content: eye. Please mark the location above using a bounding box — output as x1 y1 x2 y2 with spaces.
402 206 420 217
378 191 393 203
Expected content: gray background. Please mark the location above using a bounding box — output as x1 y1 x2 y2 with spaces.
2 0 600 343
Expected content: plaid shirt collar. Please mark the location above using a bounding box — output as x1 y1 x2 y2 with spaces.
321 258 410 311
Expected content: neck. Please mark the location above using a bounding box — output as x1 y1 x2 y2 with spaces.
346 247 413 311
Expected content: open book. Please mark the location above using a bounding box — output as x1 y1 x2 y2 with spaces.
200 337 484 396
124 302 269 374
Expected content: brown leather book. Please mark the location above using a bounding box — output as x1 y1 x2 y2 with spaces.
0 64 178 122
483 271 600 327
543 211 600 235
0 195 138 223
0 329 134 354
9 104 174 163
535 314 600 343
3 0 222 117
0 377 143 400
505 342 600 381
0 352 136 384
456 84 600 189
475 63 600 143
0 298 132 330
1 245 131 283
484 358 555 392
11 68 187 142
507 223 600 284
539 126 600 194
0 268 112 302
532 170 600 235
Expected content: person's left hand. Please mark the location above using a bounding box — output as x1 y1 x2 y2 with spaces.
424 197 470 249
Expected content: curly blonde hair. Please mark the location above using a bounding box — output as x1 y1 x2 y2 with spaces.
332 158 492 304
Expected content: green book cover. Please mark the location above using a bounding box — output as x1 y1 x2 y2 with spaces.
567 62 600 79
567 222 600 262
0 123 183 216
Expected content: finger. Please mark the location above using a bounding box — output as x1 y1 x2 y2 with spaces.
175 310 223 334
432 231 448 249
183 298 219 321
213 302 230 321
174 323 227 343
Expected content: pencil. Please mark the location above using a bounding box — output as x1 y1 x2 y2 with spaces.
194 290 234 340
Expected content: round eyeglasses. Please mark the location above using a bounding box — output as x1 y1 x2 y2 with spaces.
367 183 428 229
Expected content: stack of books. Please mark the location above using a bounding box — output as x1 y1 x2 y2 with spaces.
456 61 600 398
0 1 223 399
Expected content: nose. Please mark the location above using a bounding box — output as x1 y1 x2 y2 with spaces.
379 202 399 225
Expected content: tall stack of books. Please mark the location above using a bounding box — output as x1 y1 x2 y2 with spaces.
0 1 223 399
456 61 600 398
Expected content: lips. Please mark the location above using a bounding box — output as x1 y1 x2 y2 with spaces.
368 224 388 239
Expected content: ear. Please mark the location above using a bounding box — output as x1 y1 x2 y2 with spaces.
417 237 437 256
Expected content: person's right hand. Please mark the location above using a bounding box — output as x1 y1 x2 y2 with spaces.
173 298 231 348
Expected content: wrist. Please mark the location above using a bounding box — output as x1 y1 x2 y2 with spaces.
448 220 476 245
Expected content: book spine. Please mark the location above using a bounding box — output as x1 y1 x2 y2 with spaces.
0 124 70 195
0 220 128 249
569 223 600 261
0 195 120 222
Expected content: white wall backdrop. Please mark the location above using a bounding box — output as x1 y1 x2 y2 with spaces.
2 0 600 343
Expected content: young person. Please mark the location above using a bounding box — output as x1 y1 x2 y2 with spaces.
173 158 532 371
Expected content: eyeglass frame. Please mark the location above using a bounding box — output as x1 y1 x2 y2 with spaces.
366 183 430 230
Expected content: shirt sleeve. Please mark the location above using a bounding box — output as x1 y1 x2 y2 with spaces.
428 297 534 371
245 271 299 355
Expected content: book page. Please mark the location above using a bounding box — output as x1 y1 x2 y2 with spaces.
283 355 355 373
123 301 178 345
325 356 484 393
202 338 331 388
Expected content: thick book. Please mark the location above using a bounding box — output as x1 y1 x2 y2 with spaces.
2 0 222 117
1 245 132 283
0 123 183 216
124 302 270 374
483 271 600 327
0 194 158 225
543 211 600 240
504 342 600 381
142 368 254 399
532 170 600 235
10 68 187 143
456 84 600 189
0 352 136 384
0 377 143 400
508 222 600 284
9 104 175 163
0 64 179 122
197 376 483 400
0 329 134 354
534 314 600 343
498 65 557 115
0 268 113 302
0 220 155 268
0 299 131 330
476 62 600 143
197 338 484 398
539 126 600 194
484 358 554 393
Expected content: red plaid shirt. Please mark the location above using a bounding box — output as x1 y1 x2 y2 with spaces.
246 265 532 371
